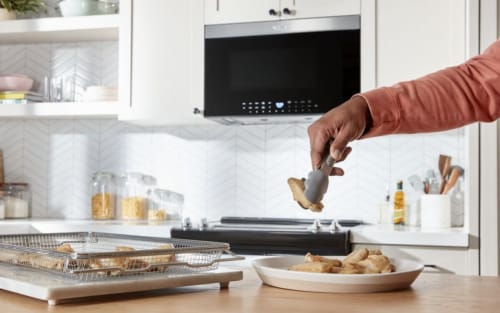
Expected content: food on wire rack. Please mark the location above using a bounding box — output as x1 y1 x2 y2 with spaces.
289 248 396 274
0 242 176 276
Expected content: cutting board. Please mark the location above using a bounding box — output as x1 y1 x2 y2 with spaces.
0 263 243 305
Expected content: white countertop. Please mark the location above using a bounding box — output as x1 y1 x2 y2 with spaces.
0 219 469 248
349 224 469 248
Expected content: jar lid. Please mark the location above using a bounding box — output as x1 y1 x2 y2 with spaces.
92 172 115 179
0 182 29 191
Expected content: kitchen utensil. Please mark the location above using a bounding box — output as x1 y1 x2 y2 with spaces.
425 169 440 194
408 174 424 193
438 155 452 194
442 167 461 195
304 155 335 204
253 255 423 293
421 194 451 228
0 232 243 281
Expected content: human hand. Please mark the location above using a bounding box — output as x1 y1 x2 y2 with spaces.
307 96 372 175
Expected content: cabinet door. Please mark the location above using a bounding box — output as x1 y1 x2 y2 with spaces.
205 0 281 25
280 0 360 19
120 0 211 125
376 0 467 86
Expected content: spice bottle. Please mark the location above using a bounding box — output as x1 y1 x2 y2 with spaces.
393 180 406 225
90 172 116 220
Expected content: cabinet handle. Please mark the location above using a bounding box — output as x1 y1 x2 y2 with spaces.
268 9 280 16
282 8 295 15
193 107 203 115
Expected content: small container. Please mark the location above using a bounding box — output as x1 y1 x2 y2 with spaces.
90 172 116 220
0 183 31 218
118 173 156 220
421 194 451 228
148 189 184 222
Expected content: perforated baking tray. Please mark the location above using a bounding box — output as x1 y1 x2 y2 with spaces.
0 232 242 281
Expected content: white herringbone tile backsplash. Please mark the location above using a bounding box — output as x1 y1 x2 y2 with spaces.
0 119 466 223
0 41 466 223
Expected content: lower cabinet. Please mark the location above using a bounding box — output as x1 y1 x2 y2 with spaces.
353 244 477 276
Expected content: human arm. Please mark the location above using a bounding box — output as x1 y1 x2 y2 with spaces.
308 39 500 169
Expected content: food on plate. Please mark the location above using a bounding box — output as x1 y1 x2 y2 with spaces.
288 248 396 274
304 252 342 267
287 177 324 212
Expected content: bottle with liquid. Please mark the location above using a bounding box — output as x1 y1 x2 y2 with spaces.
393 180 406 225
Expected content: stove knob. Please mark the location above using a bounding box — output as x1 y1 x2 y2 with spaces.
199 218 209 230
329 220 341 232
309 219 321 233
182 217 192 229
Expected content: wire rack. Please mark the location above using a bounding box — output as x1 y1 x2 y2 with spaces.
0 232 242 281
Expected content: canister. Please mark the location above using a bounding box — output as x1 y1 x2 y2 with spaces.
118 173 156 220
90 172 116 220
0 183 31 218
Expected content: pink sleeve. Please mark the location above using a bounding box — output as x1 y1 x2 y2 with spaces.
359 39 500 138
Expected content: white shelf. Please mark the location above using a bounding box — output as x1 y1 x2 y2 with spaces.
0 101 121 118
0 14 120 44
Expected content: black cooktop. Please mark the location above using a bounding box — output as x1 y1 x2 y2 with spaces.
170 217 363 255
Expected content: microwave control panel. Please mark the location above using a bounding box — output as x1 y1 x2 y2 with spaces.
241 99 320 115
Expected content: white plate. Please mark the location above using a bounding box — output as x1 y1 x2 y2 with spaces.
252 255 423 293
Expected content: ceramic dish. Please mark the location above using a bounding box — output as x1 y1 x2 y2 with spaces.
252 255 423 293
0 74 33 92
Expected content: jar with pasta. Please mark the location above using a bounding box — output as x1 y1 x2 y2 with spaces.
118 173 156 220
90 172 116 220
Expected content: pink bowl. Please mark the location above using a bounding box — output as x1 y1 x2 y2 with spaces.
0 74 34 92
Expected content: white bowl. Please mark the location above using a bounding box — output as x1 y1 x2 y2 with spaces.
0 74 34 92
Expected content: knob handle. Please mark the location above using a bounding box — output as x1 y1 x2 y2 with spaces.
268 9 279 16
193 107 202 114
283 7 295 15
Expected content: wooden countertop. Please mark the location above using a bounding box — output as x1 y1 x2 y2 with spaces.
1 266 500 312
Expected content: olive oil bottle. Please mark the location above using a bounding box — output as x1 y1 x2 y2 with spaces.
393 180 406 225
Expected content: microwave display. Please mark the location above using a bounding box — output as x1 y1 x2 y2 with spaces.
204 16 360 122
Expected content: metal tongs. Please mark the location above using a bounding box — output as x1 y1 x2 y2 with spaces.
304 154 336 204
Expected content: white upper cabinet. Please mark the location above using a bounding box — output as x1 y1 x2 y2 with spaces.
205 0 281 24
280 0 360 20
375 0 468 86
205 0 360 25
119 0 211 125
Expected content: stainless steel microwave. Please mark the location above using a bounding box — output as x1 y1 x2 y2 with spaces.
203 15 360 125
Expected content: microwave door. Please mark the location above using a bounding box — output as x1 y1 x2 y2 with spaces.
204 16 361 124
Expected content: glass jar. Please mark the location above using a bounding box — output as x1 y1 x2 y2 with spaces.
90 172 116 220
0 183 31 219
148 188 184 222
118 173 156 220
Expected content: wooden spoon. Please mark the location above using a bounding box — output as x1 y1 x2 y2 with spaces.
439 155 451 194
442 167 460 195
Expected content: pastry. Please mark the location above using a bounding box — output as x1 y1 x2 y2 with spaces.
287 177 324 212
